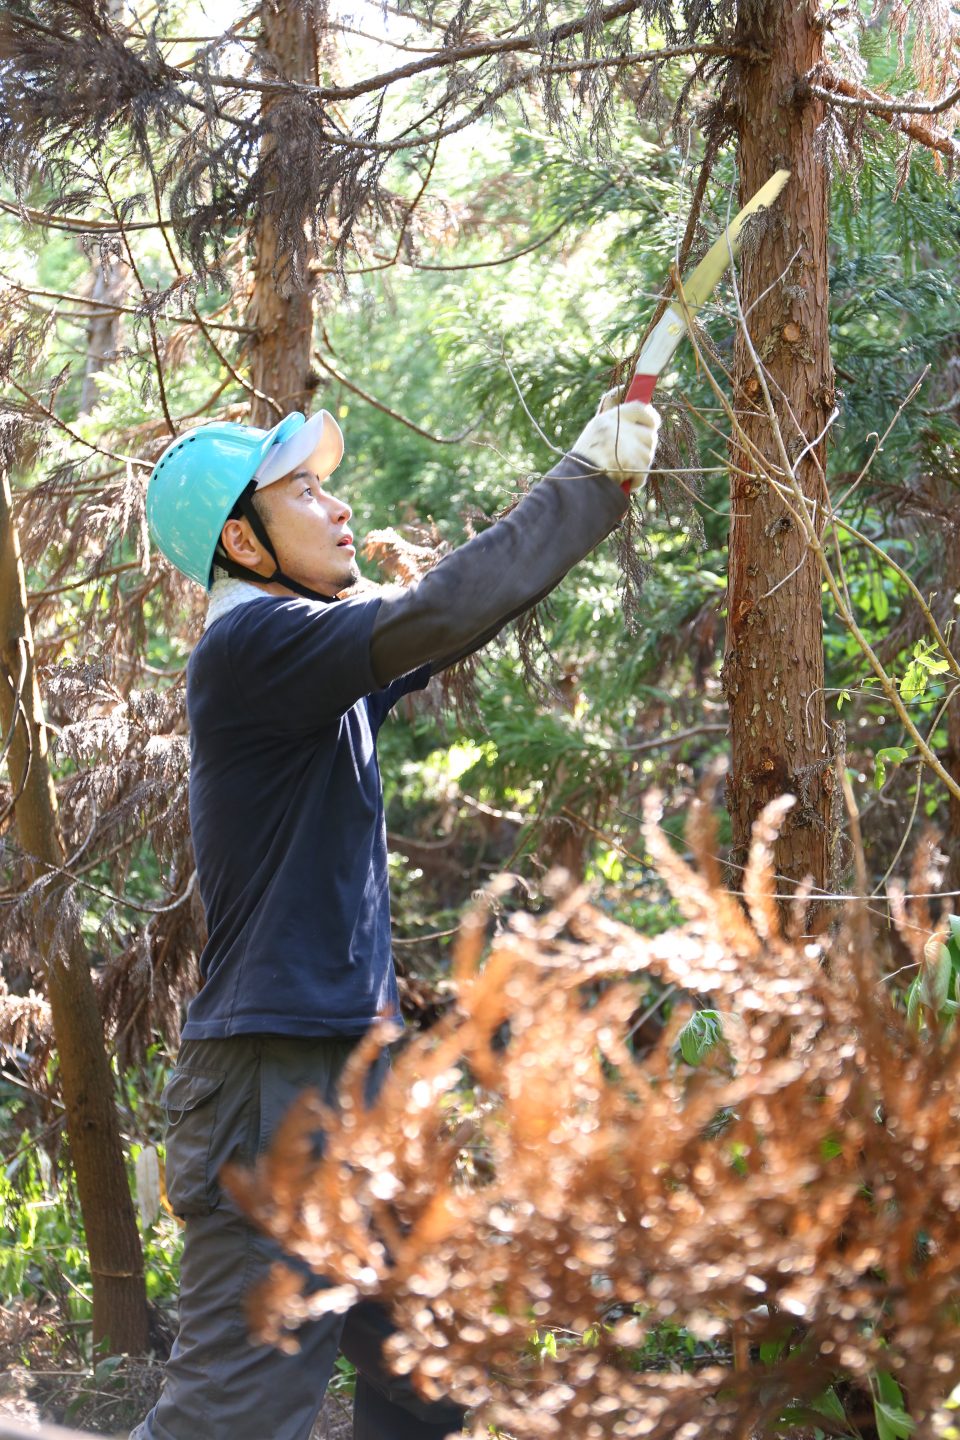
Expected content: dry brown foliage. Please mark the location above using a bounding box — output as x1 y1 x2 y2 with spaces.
224 795 960 1438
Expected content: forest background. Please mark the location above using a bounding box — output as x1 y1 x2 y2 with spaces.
1 0 960 1434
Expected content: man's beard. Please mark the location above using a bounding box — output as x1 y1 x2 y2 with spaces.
336 562 361 593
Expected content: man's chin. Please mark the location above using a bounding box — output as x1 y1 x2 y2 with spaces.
334 563 360 595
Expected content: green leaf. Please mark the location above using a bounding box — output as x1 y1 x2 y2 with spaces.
677 1010 724 1066
94 1353 124 1384
876 1371 905 1407
946 916 960 972
874 1401 914 1440
921 944 953 1016
759 1338 787 1365
871 574 890 623
814 1387 848 1423
900 662 926 702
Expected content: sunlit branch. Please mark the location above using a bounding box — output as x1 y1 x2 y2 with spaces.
806 70 960 159
98 162 177 437
413 183 612 273
313 352 476 444
4 375 152 469
0 195 174 234
0 274 253 335
207 29 756 105
870 686 958 898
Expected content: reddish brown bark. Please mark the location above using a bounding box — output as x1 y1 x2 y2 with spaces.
722 2 835 903
0 467 148 1353
247 3 321 426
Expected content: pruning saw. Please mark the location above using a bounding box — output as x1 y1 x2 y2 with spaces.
623 169 792 410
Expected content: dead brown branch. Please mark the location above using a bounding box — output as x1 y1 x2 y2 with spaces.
807 69 960 159
226 800 960 1438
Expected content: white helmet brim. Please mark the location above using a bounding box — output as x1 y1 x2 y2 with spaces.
253 409 344 489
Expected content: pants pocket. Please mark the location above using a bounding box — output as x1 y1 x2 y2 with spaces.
162 1068 226 1217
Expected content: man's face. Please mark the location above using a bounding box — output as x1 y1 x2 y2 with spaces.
222 463 359 596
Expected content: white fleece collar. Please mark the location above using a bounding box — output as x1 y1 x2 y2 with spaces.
204 576 271 631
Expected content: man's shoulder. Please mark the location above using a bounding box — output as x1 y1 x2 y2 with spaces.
189 591 384 729
196 593 369 654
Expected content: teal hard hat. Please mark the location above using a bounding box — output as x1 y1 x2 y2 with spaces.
146 410 344 588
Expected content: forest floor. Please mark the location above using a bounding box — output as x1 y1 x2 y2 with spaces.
0 1300 353 1438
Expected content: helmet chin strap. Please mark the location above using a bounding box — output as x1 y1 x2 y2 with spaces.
215 482 341 605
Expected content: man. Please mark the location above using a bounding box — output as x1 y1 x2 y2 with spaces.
135 392 660 1440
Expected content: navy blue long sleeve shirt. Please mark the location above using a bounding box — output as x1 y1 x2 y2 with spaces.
183 593 428 1039
181 458 629 1040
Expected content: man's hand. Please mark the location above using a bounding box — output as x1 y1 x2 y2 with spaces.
570 392 661 492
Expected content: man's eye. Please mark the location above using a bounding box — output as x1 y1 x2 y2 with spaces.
300 486 313 498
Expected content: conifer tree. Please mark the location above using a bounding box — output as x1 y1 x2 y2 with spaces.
1 0 959 1347
0 426 149 1353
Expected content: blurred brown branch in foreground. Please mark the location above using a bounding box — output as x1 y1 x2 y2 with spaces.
225 794 960 1438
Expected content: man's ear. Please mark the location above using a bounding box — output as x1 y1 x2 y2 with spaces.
220 517 267 569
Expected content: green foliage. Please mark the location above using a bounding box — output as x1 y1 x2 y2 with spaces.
675 1008 725 1067
0 1053 182 1356
874 1370 915 1440
905 917 960 1033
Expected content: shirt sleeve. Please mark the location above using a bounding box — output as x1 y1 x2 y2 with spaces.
224 595 383 731
366 664 432 730
368 454 628 686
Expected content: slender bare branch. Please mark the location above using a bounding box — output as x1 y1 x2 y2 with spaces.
805 71 960 159
313 352 476 445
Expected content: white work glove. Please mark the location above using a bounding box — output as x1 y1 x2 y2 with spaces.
571 390 661 492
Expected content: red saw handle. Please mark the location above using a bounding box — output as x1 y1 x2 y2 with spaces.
625 372 656 405
619 372 657 493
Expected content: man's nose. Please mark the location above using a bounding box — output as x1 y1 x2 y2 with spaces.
328 494 351 522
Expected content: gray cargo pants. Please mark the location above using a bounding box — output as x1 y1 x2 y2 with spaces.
132 1035 465 1440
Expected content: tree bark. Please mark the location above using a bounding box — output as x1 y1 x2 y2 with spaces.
246 2 321 426
78 0 129 417
722 0 835 904
0 464 148 1354
78 252 129 415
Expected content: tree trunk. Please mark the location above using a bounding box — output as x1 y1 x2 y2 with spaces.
246 2 321 426
78 0 129 418
0 464 148 1354
78 252 128 415
722 0 834 905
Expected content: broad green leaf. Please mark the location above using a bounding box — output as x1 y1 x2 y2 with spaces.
899 662 925 702
759 1338 787 1365
874 1401 914 1440
921 943 952 1015
877 1372 905 1407
871 574 890 622
677 1010 723 1066
814 1386 848 1422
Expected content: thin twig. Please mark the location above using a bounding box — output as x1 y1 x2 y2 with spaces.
869 685 957 898
313 352 476 444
